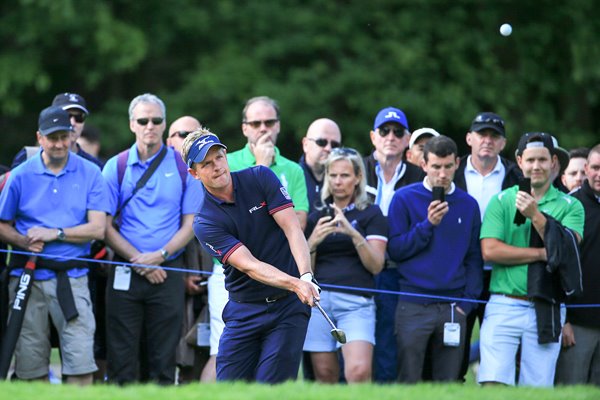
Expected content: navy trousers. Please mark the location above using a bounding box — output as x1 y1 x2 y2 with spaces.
217 294 310 383
373 267 399 382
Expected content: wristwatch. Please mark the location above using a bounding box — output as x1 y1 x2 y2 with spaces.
160 248 170 260
57 228 66 241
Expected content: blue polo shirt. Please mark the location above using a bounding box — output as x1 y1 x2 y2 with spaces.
305 203 388 297
193 166 298 302
102 143 204 257
0 151 109 280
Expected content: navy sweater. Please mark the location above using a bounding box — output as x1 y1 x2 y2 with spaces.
388 182 483 314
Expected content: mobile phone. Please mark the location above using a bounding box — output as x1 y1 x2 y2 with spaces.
432 186 445 203
518 177 531 194
513 177 531 226
322 203 334 218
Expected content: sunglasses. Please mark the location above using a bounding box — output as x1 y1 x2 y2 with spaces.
378 126 405 138
136 117 164 126
473 115 505 128
308 138 341 149
331 147 359 156
170 130 192 139
69 112 86 123
243 119 279 129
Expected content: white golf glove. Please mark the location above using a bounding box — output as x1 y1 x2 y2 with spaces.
300 272 321 294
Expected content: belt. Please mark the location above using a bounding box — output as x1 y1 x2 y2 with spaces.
494 293 530 301
265 292 290 303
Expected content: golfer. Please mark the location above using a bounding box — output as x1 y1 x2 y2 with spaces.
182 129 319 383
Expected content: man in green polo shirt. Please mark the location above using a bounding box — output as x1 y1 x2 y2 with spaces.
227 96 309 229
477 132 584 387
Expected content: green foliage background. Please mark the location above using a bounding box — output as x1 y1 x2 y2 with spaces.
1 0 599 164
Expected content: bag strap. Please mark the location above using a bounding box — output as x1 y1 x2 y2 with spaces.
114 145 168 225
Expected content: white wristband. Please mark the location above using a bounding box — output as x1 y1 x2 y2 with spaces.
300 272 313 282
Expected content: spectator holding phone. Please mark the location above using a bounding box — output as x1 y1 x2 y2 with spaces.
478 132 584 387
303 147 388 383
388 135 483 383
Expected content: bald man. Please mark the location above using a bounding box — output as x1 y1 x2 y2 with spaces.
299 118 342 212
168 116 202 154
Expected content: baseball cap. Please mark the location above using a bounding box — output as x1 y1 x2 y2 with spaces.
186 134 227 167
38 105 74 136
409 127 440 149
470 112 505 136
373 107 409 131
551 136 570 175
516 132 555 157
52 92 89 114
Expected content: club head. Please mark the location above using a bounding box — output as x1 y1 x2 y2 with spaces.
330 328 347 344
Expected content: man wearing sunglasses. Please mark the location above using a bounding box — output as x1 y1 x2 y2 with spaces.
300 118 342 213
227 96 309 229
363 106 425 383
101 93 204 385
11 92 103 170
167 116 201 154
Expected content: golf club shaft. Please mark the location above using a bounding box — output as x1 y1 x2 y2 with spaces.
314 299 338 331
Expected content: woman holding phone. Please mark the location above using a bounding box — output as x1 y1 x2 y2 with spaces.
303 147 388 383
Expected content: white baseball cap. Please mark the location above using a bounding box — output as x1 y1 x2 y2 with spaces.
409 127 440 149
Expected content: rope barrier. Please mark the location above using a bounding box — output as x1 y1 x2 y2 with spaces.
1 248 598 308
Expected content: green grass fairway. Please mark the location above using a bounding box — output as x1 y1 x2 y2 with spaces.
1 381 599 400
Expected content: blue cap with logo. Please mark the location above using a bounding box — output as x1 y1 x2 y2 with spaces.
373 107 409 131
186 134 227 167
38 105 74 136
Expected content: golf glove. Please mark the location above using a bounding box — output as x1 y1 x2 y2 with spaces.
300 272 321 294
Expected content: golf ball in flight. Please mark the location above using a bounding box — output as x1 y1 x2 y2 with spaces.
500 23 512 36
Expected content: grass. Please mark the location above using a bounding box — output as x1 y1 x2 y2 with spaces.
1 381 599 400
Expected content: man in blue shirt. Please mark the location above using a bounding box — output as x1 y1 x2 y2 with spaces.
0 105 108 385
182 129 319 383
388 135 483 383
102 93 204 385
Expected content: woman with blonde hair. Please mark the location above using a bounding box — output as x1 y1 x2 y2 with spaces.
303 147 388 383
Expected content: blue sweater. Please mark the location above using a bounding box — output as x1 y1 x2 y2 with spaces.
388 182 483 314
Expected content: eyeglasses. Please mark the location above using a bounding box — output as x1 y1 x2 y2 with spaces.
378 126 405 138
473 115 505 128
69 112 86 123
170 130 192 139
136 117 164 126
308 138 341 149
331 147 359 156
243 119 279 129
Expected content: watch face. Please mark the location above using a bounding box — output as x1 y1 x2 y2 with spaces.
58 228 66 240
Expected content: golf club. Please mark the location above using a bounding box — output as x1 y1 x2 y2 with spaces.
313 298 346 344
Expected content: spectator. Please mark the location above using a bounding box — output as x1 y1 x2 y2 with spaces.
405 127 440 167
102 93 204 385
303 147 387 383
299 118 342 213
167 116 201 154
0 105 108 385
12 92 103 170
555 144 600 385
182 129 319 383
561 147 589 193
388 135 483 383
167 115 209 383
78 124 102 160
227 96 309 229
478 132 584 387
551 136 570 193
363 106 425 382
453 112 522 380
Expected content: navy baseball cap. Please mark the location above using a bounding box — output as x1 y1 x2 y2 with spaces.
186 134 227 167
470 112 505 136
52 92 89 114
373 107 409 131
516 132 554 157
38 105 74 136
